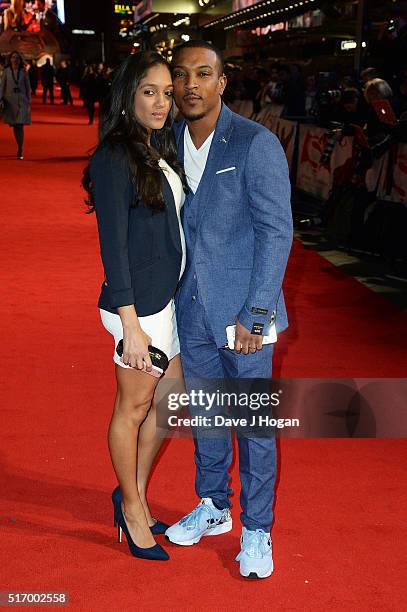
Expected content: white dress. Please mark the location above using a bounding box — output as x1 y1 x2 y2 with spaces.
100 159 186 367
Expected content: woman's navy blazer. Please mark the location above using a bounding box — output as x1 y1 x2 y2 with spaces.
90 144 183 316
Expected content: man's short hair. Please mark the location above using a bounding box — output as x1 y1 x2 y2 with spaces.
172 40 224 75
361 67 379 81
341 88 360 104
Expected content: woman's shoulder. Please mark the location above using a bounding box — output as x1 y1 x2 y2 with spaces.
91 142 128 168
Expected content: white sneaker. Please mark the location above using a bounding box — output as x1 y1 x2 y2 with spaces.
165 498 232 546
236 527 274 579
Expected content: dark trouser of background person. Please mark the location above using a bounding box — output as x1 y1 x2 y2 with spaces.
60 83 73 105
30 79 38 96
84 98 95 124
12 124 25 159
42 83 54 104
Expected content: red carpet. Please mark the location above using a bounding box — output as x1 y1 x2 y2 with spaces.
1 95 406 611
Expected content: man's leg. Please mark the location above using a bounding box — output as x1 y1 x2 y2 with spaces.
165 299 233 545
219 345 276 577
178 299 232 510
219 346 276 531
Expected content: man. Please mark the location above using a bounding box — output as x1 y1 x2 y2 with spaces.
165 41 293 579
276 64 305 118
28 59 38 95
41 58 54 104
56 60 73 105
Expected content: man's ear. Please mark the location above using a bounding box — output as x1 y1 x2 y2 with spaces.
219 73 227 96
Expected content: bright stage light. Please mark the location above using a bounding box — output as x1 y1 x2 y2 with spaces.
57 0 65 24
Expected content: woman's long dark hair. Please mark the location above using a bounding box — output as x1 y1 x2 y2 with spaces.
8 51 24 69
82 52 185 213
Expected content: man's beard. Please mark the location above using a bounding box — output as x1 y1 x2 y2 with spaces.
182 110 206 122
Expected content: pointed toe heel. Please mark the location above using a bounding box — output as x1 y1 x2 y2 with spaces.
112 492 170 561
112 487 169 535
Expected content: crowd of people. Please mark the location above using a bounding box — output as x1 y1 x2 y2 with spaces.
0 53 115 157
2 46 407 161
225 61 407 129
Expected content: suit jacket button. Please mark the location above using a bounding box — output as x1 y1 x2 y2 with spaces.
192 295 196 301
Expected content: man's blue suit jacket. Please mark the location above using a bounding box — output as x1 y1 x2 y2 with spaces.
174 103 293 348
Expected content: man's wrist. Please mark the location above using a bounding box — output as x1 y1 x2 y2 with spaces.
237 306 267 333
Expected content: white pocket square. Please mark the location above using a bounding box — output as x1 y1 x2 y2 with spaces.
216 166 236 174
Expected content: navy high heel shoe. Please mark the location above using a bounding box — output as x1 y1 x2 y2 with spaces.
112 495 169 561
112 487 170 535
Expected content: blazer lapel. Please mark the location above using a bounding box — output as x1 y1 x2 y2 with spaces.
190 104 234 231
175 120 186 165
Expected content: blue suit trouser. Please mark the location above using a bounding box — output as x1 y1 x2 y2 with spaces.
177 297 277 531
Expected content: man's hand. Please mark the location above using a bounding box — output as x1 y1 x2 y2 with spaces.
234 319 264 355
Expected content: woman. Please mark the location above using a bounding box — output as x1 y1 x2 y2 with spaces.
363 78 398 142
0 51 31 159
3 0 32 31
82 52 186 561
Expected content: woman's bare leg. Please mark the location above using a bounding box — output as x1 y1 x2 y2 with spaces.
108 364 159 548
137 354 184 524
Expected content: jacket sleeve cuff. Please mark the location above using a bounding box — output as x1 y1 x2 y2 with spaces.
109 289 134 309
237 305 276 335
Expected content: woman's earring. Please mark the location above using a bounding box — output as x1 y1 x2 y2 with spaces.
121 110 126 115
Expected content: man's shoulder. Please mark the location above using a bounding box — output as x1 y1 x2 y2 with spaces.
229 109 277 144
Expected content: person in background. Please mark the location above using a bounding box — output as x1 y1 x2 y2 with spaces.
364 78 399 141
395 63 407 115
361 67 380 86
56 60 73 105
34 0 58 33
28 59 38 95
3 0 31 31
276 64 306 118
95 62 110 107
304 74 318 116
0 51 31 159
0 57 6 82
41 57 54 104
338 88 366 127
256 66 279 109
80 65 98 124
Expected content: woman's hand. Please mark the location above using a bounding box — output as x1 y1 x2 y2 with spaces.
122 326 153 371
117 305 152 371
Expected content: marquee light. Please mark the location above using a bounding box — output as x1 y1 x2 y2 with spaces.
205 0 316 29
341 40 357 51
72 29 95 35
114 3 135 15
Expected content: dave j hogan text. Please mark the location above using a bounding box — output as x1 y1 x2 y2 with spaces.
167 415 300 429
